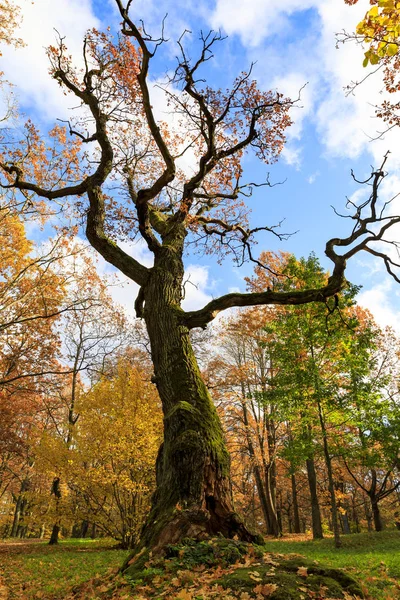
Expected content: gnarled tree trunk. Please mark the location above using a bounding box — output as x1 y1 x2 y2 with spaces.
126 255 255 559
124 251 259 564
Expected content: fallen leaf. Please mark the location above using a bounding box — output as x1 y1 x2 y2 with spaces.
253 583 279 597
176 590 193 600
297 566 308 577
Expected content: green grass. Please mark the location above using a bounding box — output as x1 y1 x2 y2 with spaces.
0 532 398 599
0 538 128 599
262 530 400 600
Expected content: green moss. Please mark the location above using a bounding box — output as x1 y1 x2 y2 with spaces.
165 537 250 569
122 548 150 580
215 558 364 599
164 401 201 420
120 538 365 599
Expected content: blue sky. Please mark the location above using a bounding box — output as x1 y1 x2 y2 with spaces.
2 0 400 328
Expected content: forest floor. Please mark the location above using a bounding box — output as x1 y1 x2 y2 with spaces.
0 531 398 599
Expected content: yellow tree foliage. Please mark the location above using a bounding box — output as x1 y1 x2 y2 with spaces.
0 211 66 391
346 1 400 65
39 357 163 548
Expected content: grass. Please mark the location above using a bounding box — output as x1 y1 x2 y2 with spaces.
0 531 398 599
262 530 400 600
0 538 128 599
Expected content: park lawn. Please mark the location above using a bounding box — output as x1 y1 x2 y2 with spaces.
0 538 128 599
0 532 398 599
263 530 400 600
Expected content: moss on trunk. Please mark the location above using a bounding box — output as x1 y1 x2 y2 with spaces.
123 250 260 568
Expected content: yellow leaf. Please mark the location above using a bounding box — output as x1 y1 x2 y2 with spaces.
387 42 398 56
253 583 279 597
297 566 308 577
176 591 193 600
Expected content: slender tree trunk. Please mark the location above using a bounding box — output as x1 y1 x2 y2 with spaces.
306 457 323 539
124 251 260 562
10 478 29 538
370 497 383 532
49 524 60 545
10 495 23 538
339 512 351 535
81 520 89 538
291 473 301 534
253 464 271 533
363 497 373 532
264 465 280 536
49 477 61 545
317 401 341 548
239 397 271 533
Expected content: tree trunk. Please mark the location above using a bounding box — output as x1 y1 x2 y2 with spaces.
254 464 271 533
239 396 271 534
317 401 341 548
49 477 61 545
264 464 280 537
10 478 29 538
81 520 89 538
370 497 383 532
291 473 301 534
339 512 351 535
306 457 323 539
10 495 23 538
49 524 60 545
124 254 260 563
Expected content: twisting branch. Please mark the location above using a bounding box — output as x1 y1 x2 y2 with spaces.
0 31 150 287
115 0 176 204
183 155 400 329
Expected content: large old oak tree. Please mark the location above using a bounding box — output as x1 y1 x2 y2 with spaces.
1 0 400 563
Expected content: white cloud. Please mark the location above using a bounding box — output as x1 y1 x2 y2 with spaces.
358 280 400 333
307 171 319 184
0 0 100 120
281 144 302 169
182 265 214 311
97 243 214 317
210 0 316 47
210 0 400 168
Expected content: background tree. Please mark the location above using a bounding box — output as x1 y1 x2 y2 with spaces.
68 355 162 548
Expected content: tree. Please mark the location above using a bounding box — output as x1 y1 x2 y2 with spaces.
42 259 129 545
343 0 400 137
68 355 162 548
339 322 400 531
212 309 283 537
1 1 400 559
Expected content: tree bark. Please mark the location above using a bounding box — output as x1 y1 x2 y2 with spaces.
370 497 383 532
125 250 260 561
10 478 29 538
306 457 323 539
291 473 301 534
49 524 60 545
317 401 341 548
